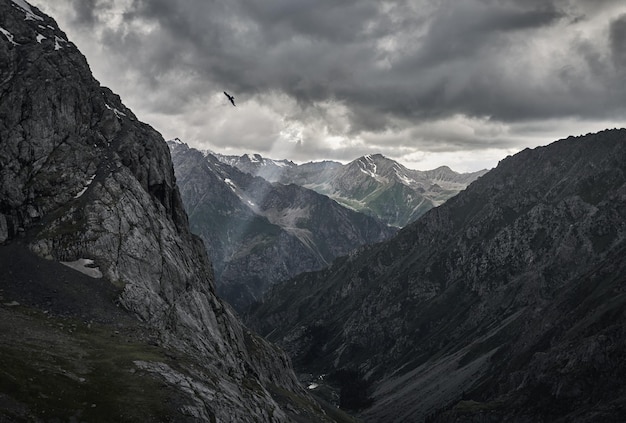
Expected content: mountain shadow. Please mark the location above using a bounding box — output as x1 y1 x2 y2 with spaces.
250 129 626 422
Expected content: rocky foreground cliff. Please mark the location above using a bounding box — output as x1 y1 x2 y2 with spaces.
250 129 626 422
0 1 343 421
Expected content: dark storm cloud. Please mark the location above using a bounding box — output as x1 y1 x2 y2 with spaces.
361 0 617 123
610 14 626 70
242 0 382 44
62 0 624 122
67 0 100 27
55 0 626 144
410 1 563 65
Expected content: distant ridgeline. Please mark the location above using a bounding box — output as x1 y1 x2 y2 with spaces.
214 150 487 228
249 129 626 422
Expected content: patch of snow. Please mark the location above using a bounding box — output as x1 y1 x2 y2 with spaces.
74 174 96 198
60 258 103 279
395 169 415 186
105 103 127 119
359 167 373 178
74 187 88 198
224 178 243 196
272 160 291 168
0 27 19 46
358 163 377 179
36 33 46 43
364 154 377 174
307 383 319 390
358 155 385 181
54 35 67 50
3 301 20 307
245 153 260 163
11 0 44 21
224 178 237 192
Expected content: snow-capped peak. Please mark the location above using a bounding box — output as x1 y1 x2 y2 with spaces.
354 154 388 180
244 153 261 163
0 27 18 45
11 0 44 21
105 103 126 119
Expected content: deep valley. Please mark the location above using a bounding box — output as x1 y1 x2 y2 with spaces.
2 1 626 422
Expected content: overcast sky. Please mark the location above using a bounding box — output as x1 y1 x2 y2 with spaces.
31 0 626 172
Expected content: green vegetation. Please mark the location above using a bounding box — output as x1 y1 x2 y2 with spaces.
0 306 180 422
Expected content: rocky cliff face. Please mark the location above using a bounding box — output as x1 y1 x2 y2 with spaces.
0 1 335 421
169 140 396 312
250 129 626 421
217 152 487 227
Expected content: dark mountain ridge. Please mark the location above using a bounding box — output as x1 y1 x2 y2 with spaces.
250 129 626 422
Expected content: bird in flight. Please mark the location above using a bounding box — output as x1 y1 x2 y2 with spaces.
224 91 236 107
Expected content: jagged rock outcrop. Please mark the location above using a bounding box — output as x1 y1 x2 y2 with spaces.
217 152 487 227
169 140 396 312
250 129 626 421
0 1 334 421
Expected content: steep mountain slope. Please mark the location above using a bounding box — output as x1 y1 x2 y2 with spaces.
218 152 487 227
0 1 338 421
250 129 626 421
169 141 396 312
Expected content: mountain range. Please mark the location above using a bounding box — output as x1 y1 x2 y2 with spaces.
3 1 626 422
215 151 487 227
168 140 396 312
249 129 626 422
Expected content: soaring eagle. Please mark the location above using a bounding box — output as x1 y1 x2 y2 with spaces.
223 91 236 107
